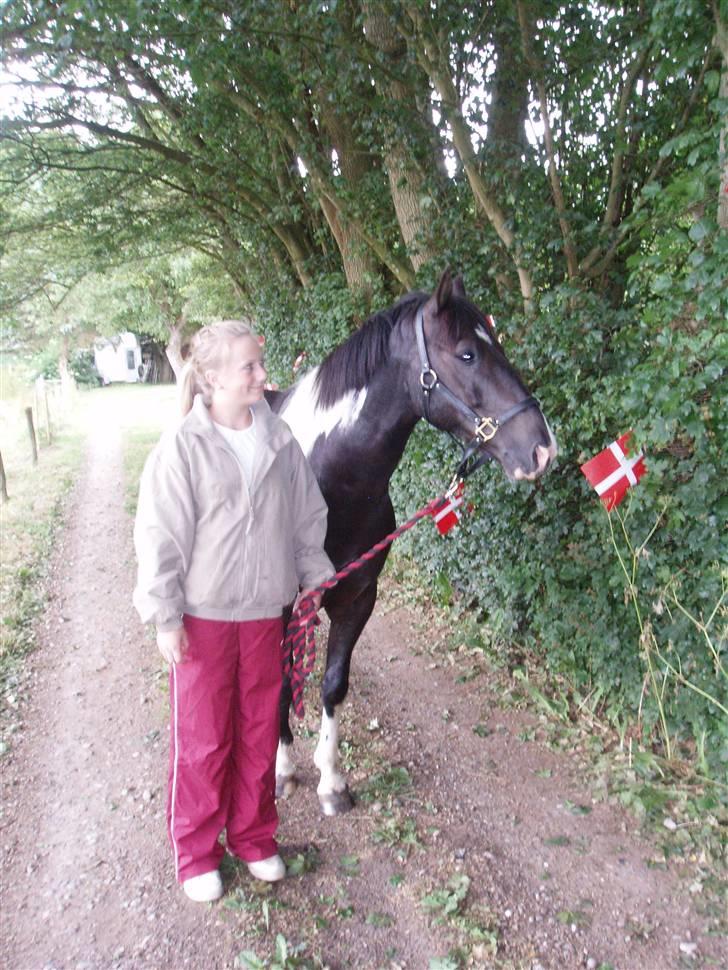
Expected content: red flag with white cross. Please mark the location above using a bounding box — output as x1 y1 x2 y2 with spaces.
580 432 647 510
431 481 469 535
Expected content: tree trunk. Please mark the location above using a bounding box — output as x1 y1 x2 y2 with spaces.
165 319 185 382
275 224 315 287
489 13 530 169
517 0 579 280
362 1 438 271
715 8 728 230
315 97 383 303
268 139 318 287
403 7 535 309
308 0 402 302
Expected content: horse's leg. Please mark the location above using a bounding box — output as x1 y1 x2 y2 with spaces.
314 581 378 816
275 678 298 798
275 603 298 799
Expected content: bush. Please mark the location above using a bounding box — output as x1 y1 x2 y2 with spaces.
390 207 727 776
36 347 101 387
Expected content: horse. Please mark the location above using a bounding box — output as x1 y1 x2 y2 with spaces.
266 269 557 815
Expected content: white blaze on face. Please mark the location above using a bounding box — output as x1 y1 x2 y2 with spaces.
313 710 347 795
280 367 368 456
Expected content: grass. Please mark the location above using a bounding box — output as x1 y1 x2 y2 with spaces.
0 384 86 723
111 383 179 511
0 381 178 750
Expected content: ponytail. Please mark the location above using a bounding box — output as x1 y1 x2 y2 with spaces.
179 362 200 416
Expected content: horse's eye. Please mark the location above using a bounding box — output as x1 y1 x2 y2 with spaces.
458 351 475 363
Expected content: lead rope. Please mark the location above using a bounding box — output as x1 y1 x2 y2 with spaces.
283 489 453 718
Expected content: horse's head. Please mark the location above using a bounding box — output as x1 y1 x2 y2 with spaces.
405 270 557 482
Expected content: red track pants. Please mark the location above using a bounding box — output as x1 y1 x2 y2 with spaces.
168 613 283 882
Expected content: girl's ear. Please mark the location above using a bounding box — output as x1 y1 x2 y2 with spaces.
204 368 221 389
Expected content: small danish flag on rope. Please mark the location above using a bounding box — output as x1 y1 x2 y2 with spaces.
431 481 470 535
580 431 647 510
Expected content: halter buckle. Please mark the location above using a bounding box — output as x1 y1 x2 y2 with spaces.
474 416 498 442
420 368 438 390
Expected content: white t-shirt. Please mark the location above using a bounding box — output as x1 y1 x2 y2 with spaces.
213 414 257 487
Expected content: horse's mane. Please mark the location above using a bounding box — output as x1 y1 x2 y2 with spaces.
314 292 424 408
313 288 493 409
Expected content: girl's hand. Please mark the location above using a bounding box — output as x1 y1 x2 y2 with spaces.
157 626 189 664
296 589 322 613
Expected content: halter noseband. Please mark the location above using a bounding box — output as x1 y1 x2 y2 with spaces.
414 305 540 479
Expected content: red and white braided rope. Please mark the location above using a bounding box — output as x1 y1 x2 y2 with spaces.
283 493 447 717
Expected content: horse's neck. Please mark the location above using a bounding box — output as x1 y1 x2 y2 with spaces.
280 363 419 495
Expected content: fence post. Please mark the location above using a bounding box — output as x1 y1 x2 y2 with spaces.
35 376 52 445
25 407 38 464
43 378 52 444
0 449 8 502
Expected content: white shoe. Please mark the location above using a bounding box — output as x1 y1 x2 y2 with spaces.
247 854 285 882
183 870 224 902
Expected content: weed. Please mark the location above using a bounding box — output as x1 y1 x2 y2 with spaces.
286 847 320 876
428 957 460 970
235 933 316 969
421 874 470 922
556 906 593 929
371 815 422 860
624 915 655 942
543 835 571 847
564 799 592 816
338 854 360 877
338 737 357 772
365 911 394 927
224 886 287 937
605 506 727 768
359 765 412 804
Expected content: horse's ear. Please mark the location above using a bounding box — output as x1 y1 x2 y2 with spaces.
452 273 466 298
433 268 453 311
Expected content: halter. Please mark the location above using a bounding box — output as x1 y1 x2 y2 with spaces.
414 305 540 480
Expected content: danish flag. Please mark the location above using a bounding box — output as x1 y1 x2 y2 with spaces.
580 432 647 510
431 481 468 535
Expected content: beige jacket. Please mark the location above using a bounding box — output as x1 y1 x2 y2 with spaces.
133 394 333 631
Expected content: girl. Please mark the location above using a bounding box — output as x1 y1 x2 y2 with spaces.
133 320 333 902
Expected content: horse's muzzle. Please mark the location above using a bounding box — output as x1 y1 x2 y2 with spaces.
512 439 558 481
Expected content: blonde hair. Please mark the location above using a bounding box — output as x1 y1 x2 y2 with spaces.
180 319 258 415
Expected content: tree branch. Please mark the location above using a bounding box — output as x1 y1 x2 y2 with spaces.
581 47 714 278
401 3 534 307
601 43 652 231
517 0 579 280
2 116 194 165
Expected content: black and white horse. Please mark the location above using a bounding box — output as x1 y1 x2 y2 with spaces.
266 270 556 815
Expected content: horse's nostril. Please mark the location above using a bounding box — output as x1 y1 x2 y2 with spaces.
534 444 550 473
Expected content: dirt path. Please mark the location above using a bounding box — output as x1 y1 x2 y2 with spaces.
1 402 724 970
